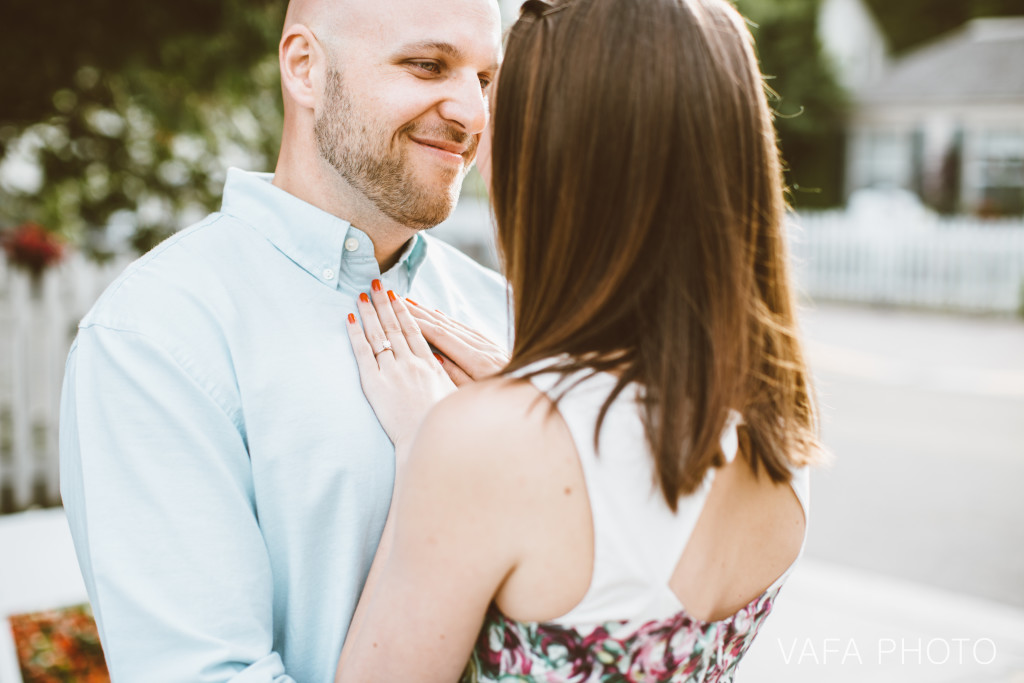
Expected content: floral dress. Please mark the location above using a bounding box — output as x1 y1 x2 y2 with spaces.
461 589 778 683
459 367 810 683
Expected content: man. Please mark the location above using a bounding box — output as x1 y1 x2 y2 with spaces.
59 0 506 680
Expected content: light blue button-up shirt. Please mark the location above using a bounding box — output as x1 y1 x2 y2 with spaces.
60 168 510 683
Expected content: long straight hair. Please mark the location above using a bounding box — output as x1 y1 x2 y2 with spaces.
492 0 822 509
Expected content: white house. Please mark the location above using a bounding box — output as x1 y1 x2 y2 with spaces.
820 0 1024 216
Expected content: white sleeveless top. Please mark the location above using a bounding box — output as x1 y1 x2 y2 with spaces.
460 365 811 683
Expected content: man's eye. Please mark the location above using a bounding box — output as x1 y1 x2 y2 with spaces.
479 77 492 89
412 61 441 74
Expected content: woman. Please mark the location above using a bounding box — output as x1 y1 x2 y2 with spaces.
336 0 822 680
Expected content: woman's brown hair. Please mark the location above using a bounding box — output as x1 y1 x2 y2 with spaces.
493 0 822 509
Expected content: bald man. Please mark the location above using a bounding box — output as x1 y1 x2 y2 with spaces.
59 0 506 680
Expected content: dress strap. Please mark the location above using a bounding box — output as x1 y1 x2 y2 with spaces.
654 411 744 587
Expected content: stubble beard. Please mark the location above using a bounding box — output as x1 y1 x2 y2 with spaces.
314 66 471 231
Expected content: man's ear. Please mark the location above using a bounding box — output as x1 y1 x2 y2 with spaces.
280 24 322 110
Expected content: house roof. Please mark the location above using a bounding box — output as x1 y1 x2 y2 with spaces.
861 17 1024 105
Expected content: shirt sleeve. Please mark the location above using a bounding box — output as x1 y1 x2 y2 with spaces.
60 324 297 683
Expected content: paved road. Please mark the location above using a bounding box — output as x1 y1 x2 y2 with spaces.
798 303 1024 609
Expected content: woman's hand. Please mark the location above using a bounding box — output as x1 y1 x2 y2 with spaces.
346 282 455 452
405 302 510 385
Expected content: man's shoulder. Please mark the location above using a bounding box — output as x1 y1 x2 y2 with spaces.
80 211 252 334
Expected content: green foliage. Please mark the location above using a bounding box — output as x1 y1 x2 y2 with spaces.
14 0 995 252
735 0 849 209
0 0 288 257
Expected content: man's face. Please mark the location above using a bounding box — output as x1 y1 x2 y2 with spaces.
313 0 501 230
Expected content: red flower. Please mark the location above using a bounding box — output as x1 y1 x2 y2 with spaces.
9 604 109 683
2 222 65 277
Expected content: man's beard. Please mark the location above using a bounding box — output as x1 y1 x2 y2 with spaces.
314 66 473 230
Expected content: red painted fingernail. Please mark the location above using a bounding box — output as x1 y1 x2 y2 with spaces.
359 292 369 303
387 290 396 302
372 279 382 292
347 313 356 324
406 298 419 306
434 353 444 364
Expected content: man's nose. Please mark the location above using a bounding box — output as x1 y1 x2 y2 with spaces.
437 72 488 135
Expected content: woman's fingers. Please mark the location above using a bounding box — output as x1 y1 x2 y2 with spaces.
407 304 498 349
356 291 397 368
345 311 379 376
415 318 505 379
367 280 411 359
414 318 475 365
437 355 474 386
389 293 434 359
406 304 466 336
439 311 498 346
404 302 509 379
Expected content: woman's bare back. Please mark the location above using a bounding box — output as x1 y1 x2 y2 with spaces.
492 377 807 625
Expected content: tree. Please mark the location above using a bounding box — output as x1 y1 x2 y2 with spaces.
735 0 849 209
13 0 996 250
0 0 288 257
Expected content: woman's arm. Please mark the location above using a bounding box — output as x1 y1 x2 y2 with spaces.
337 287 525 682
335 387 525 682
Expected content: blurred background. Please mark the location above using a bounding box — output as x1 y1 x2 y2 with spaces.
0 0 1023 681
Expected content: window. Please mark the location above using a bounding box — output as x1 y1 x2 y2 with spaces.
850 128 915 191
971 129 1024 216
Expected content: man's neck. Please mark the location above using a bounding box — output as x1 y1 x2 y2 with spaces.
272 153 416 273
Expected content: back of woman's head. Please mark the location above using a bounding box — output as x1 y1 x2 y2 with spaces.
493 0 821 506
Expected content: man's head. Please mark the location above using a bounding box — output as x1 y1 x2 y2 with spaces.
278 0 501 232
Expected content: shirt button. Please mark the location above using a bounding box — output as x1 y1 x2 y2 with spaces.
344 238 359 252
323 268 335 280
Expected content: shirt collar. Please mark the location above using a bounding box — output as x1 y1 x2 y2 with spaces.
219 168 428 290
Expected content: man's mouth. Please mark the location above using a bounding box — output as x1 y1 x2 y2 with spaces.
409 135 470 162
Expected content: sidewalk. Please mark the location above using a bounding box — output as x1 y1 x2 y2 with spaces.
0 508 91 682
3 508 1024 682
741 558 1024 682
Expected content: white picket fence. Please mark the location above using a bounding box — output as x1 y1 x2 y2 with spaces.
0 254 128 512
790 213 1024 315
1 213 1023 513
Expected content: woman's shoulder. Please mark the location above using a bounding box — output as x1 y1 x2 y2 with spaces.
411 376 580 499
419 376 560 455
